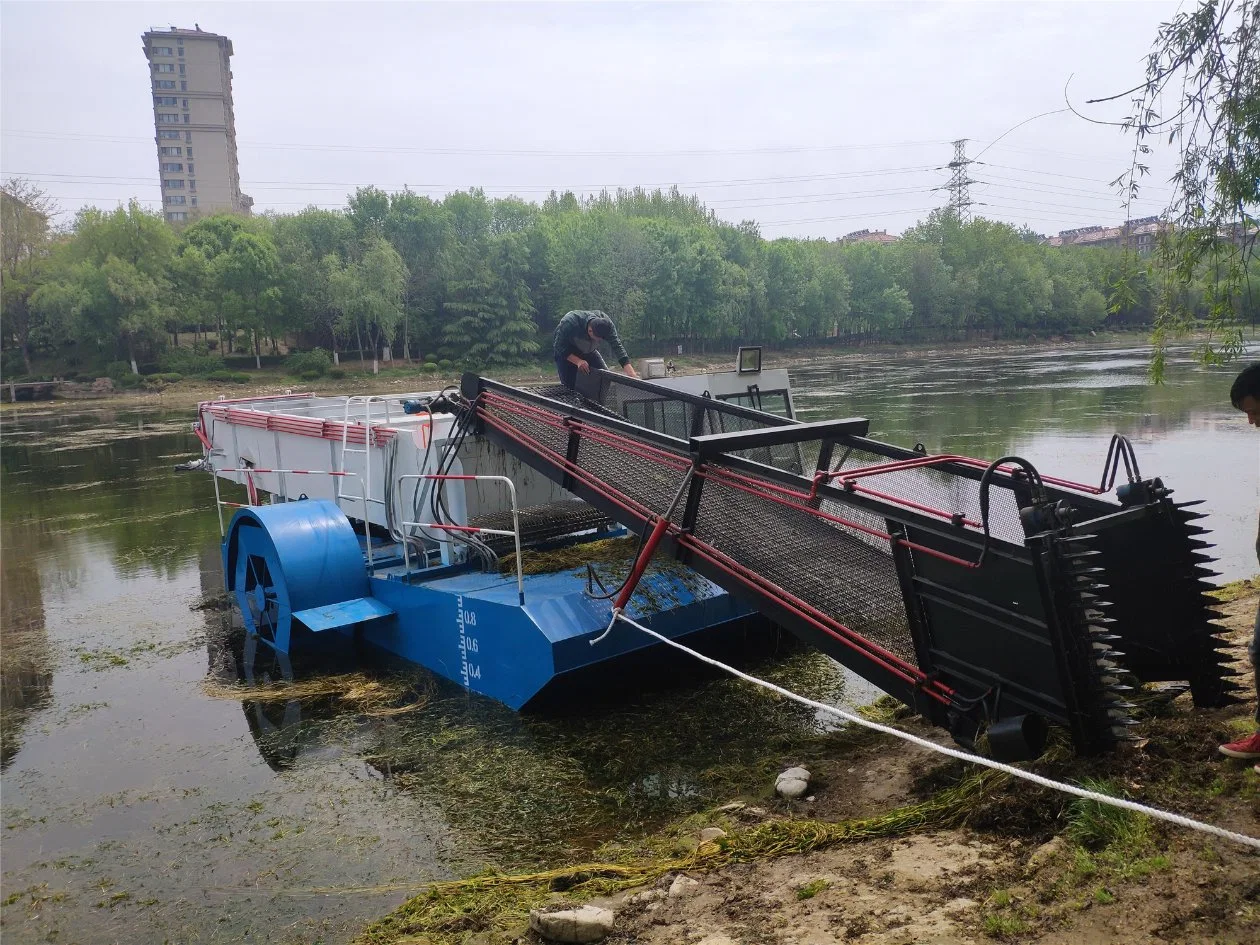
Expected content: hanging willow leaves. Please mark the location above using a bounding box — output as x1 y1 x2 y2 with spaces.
1090 0 1259 381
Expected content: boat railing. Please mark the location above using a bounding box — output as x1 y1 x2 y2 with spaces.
336 395 393 514
212 466 375 568
397 473 525 605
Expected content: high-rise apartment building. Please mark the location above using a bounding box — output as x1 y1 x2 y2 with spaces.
141 26 252 223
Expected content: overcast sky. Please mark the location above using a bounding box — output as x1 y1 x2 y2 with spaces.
1 1 1185 238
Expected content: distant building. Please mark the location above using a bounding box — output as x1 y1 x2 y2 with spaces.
1219 221 1260 248
840 228 899 245
1044 216 1165 254
141 26 252 224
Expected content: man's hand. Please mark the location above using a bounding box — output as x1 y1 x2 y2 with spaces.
575 358 591 374
623 363 639 379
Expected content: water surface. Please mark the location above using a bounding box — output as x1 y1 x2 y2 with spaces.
792 344 1258 581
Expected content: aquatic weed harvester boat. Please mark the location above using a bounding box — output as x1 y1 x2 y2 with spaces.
194 354 1238 759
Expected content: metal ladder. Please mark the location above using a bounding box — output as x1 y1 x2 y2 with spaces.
335 396 393 565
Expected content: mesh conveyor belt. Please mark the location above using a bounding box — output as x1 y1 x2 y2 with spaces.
693 472 916 664
468 372 1239 757
482 393 919 666
830 445 1026 544
528 379 1025 543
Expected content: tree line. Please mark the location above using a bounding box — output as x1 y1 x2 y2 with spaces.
3 180 1251 378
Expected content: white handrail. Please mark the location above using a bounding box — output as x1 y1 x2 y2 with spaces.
396 473 525 605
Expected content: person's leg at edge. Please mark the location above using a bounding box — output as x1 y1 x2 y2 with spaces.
1219 594 1260 764
555 354 577 389
1253 597 1259 727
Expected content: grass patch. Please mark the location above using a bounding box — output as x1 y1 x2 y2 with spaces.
1065 778 1151 851
795 878 829 900
1208 575 1260 602
1059 777 1170 891
502 536 640 577
982 912 1029 937
1093 886 1115 904
857 694 916 726
988 888 1013 908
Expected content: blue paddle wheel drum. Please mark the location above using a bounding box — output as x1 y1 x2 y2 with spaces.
223 500 394 655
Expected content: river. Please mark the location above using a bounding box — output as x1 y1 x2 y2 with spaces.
1 342 1255 944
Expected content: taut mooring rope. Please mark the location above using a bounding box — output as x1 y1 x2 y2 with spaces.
600 610 1260 852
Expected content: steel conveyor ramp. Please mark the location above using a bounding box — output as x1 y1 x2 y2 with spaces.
462 371 1238 758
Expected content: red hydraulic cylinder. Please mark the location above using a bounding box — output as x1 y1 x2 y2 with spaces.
614 514 673 611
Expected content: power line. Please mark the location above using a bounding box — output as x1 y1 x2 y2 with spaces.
979 160 1172 191
709 186 937 209
974 185 1130 214
758 207 942 228
0 128 952 158
2 164 946 194
979 173 1145 203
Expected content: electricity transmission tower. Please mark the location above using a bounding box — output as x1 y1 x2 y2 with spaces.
947 138 976 221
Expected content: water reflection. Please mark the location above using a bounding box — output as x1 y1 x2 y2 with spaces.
0 518 52 769
790 344 1258 579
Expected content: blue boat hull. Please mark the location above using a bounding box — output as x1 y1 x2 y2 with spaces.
363 566 768 709
223 500 773 709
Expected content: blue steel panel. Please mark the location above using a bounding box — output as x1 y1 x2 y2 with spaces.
367 576 556 709
551 585 757 673
293 596 395 633
362 564 759 708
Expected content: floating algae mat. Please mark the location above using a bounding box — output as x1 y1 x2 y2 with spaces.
205 616 875 869
360 645 866 866
203 671 435 718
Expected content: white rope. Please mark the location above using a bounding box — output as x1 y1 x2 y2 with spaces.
601 610 1260 852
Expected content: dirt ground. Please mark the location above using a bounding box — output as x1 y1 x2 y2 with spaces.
573 596 1260 945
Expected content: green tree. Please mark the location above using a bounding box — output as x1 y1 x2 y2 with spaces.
839 242 913 336
213 231 283 369
441 232 539 366
272 209 355 360
170 245 211 347
180 213 257 351
27 276 87 356
330 237 409 373
1 179 57 373
347 186 390 240
384 192 450 361
59 201 177 373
